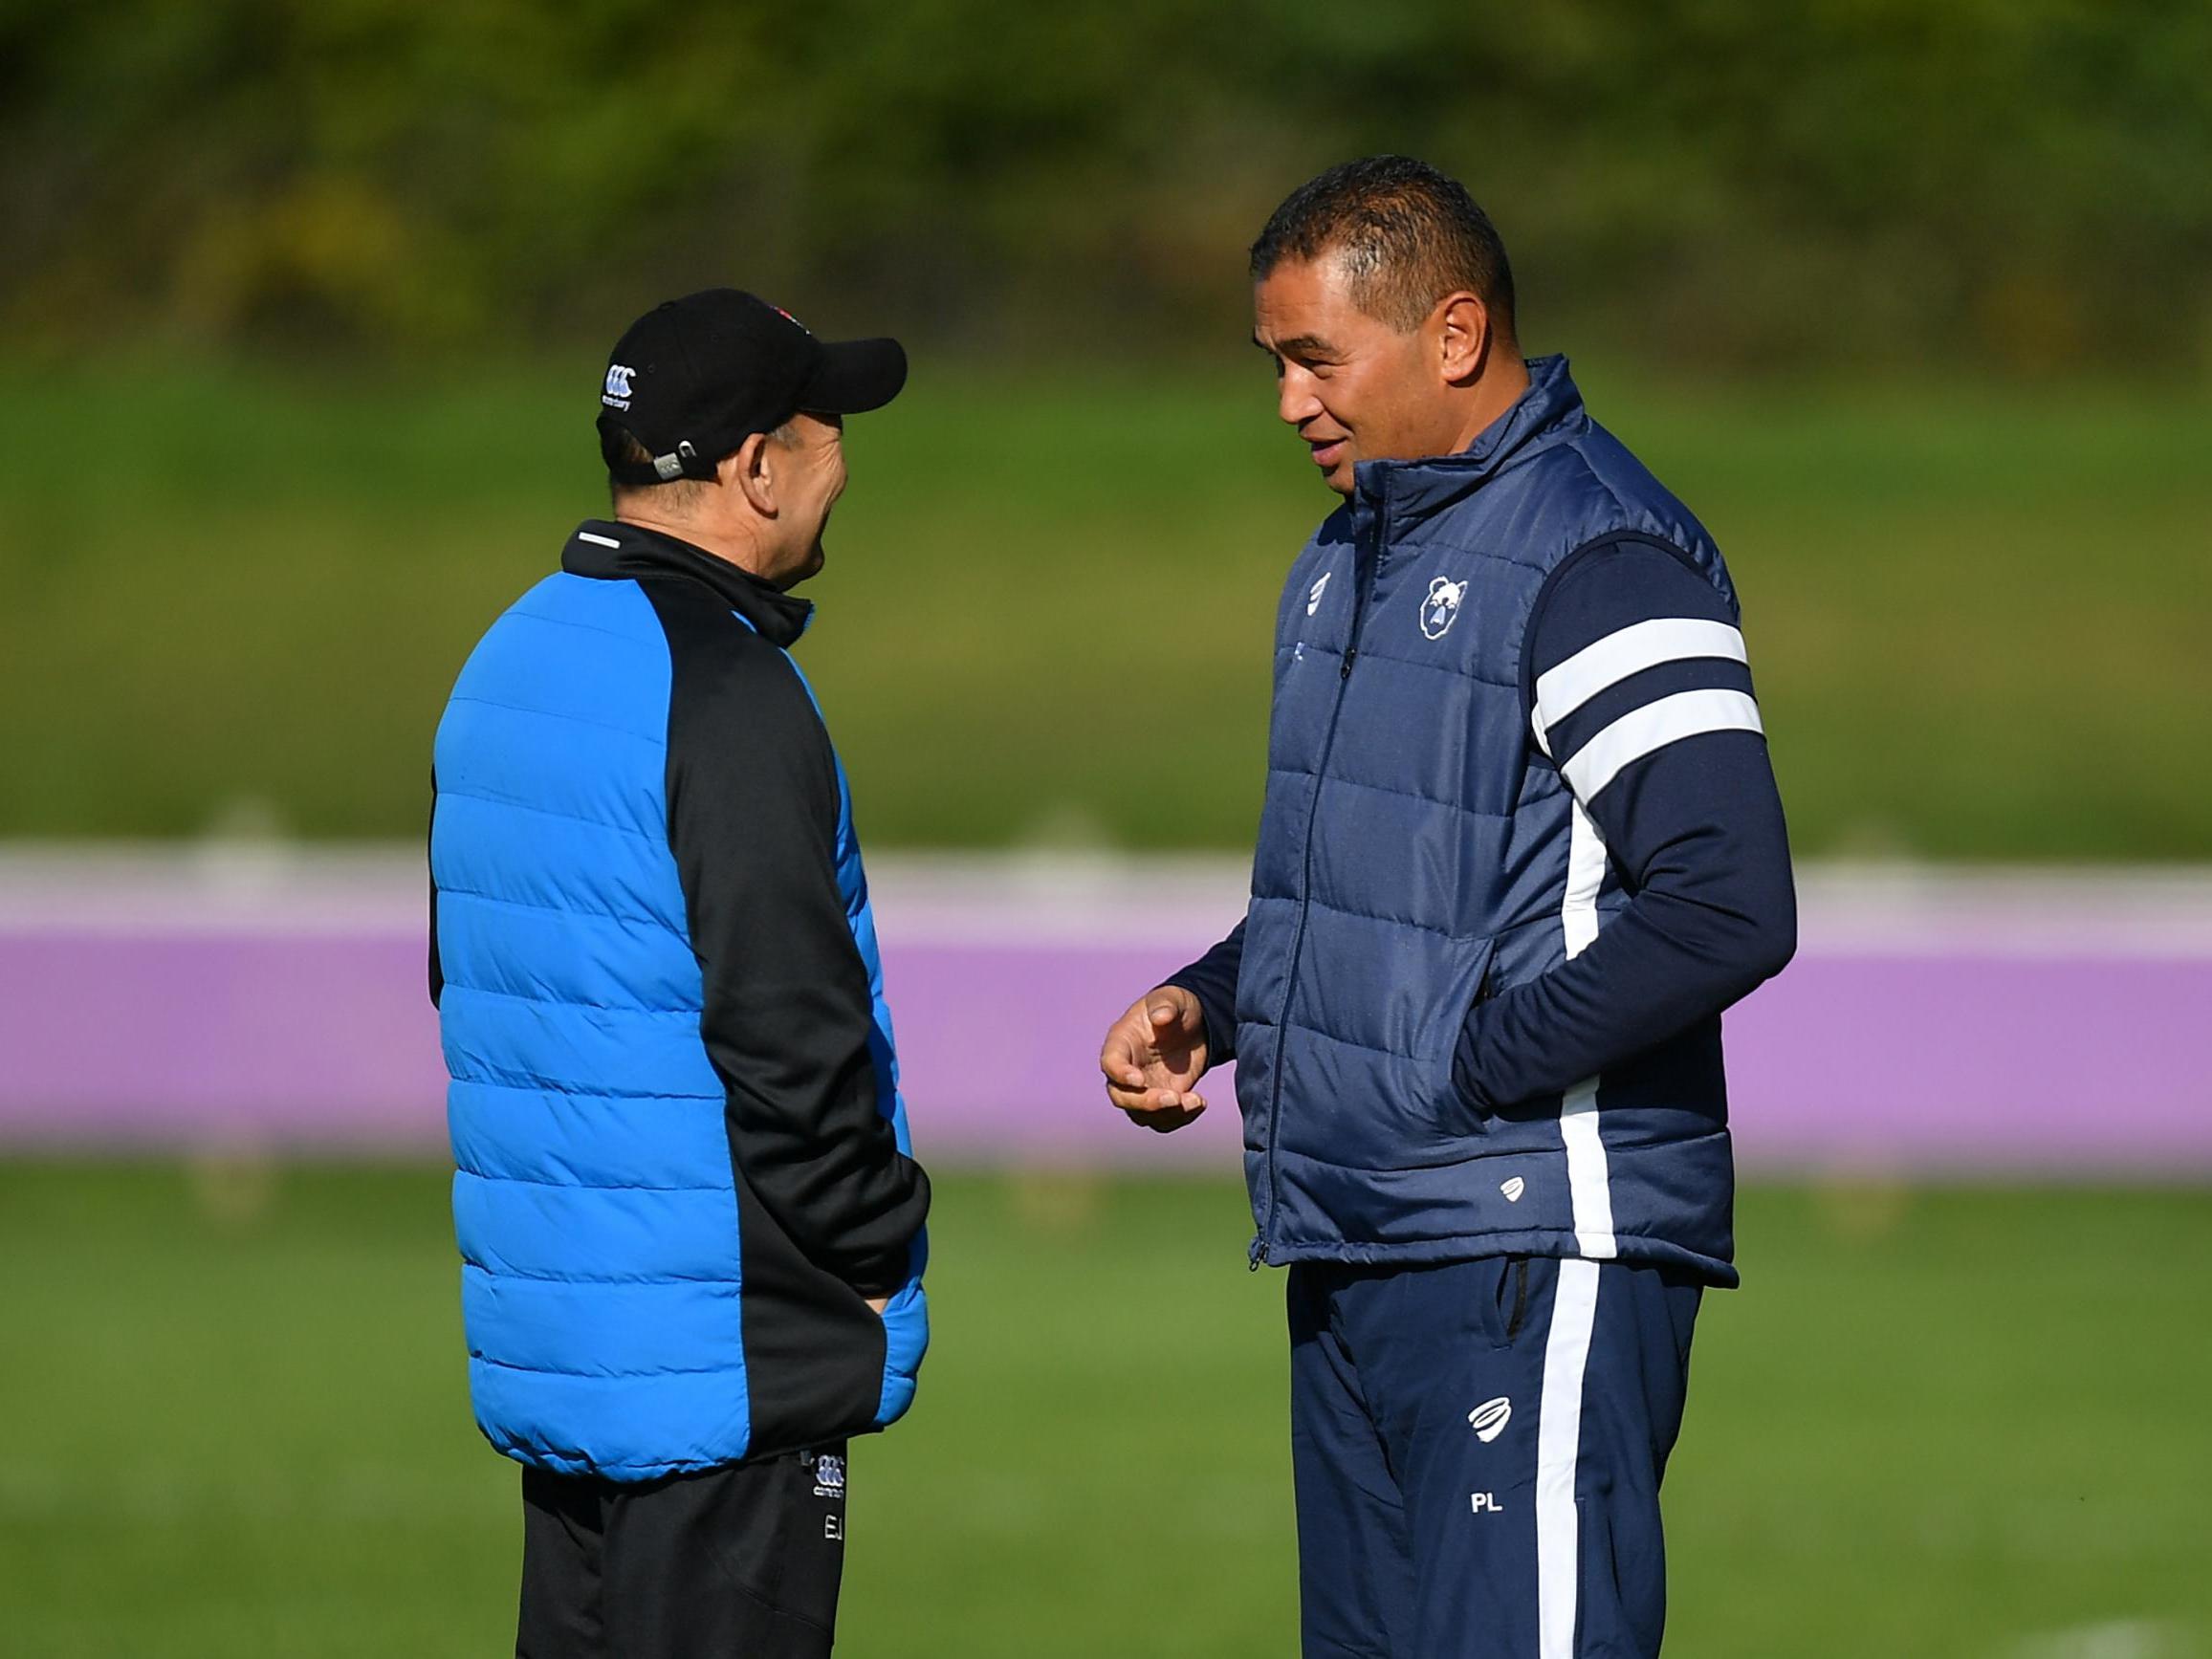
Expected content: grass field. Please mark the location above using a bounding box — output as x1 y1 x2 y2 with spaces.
4 1163 2207 1658
2 362 2210 858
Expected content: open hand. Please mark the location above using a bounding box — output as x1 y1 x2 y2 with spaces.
1099 986 1211 1133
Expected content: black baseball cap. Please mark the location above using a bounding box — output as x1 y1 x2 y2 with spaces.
596 289 907 485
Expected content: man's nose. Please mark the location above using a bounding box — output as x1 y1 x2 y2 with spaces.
1278 369 1324 427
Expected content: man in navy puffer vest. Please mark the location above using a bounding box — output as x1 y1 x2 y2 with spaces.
1100 160 1795 1658
431 290 930 1659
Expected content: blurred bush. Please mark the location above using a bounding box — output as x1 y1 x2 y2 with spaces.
4 0 2208 374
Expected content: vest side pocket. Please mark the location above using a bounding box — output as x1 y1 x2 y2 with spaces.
1413 934 1499 1140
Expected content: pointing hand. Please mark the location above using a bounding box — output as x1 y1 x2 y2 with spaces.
1099 986 1211 1133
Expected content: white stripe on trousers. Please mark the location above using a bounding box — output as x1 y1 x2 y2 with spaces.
1537 1256 1603 1659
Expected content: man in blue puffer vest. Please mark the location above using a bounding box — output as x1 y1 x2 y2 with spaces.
1100 160 1795 1657
430 289 930 1659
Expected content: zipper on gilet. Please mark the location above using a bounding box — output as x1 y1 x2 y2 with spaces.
1253 485 1388 1268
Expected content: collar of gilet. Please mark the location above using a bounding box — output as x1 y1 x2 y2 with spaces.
1346 353 1588 532
562 518 814 648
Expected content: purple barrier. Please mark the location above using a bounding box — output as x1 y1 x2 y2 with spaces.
0 928 1237 1161
1719 954 2205 1172
0 852 2206 1172
0 930 440 1147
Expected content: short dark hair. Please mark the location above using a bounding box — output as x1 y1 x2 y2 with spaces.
606 428 709 513
605 421 798 512
1250 156 1517 338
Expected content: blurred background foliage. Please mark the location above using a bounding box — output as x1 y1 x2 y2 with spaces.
6 0 2210 372
1 0 2208 856
6 16 2210 1656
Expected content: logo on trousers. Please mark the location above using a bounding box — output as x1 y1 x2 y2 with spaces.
1467 1396 1513 1443
813 1452 845 1495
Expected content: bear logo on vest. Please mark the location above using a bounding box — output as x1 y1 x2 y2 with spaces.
1420 576 1468 640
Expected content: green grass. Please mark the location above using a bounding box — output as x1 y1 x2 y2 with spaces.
2 361 2210 858
3 1163 2206 1658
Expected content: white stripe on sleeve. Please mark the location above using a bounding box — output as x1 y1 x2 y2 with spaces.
1558 688 1763 801
1559 801 1617 1258
1560 799 1607 960
1531 618 1747 753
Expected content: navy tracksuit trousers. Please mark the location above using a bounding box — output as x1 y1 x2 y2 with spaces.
1288 1255 1702 1659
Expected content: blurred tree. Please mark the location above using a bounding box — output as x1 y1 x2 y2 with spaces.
2 0 2207 371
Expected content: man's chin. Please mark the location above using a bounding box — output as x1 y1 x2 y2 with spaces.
772 546 826 593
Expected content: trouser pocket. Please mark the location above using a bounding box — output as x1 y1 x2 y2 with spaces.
1498 1254 1532 1344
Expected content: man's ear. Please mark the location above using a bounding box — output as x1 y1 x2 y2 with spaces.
1435 292 1491 386
722 431 777 517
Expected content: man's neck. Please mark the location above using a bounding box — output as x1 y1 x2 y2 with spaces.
616 509 779 586
1445 351 1533 456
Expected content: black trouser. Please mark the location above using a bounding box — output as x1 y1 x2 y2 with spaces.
516 1444 849 1659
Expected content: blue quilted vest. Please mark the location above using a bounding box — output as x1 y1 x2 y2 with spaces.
1236 357 1742 1283
432 567 927 1480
